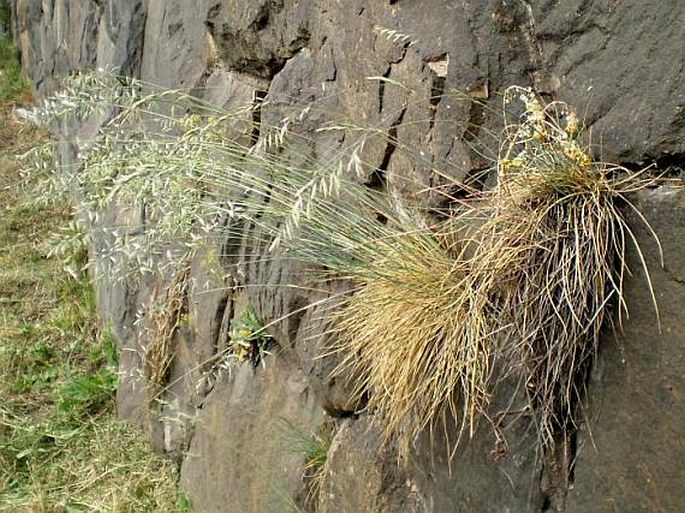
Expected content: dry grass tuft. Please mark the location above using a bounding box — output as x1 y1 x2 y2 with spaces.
140 262 190 403
466 86 662 446
334 231 492 453
332 86 664 455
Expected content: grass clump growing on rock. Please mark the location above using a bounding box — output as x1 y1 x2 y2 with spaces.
467 86 659 447
334 86 664 455
33 70 666 461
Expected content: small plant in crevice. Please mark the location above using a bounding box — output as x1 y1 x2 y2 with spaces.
227 306 274 368
197 305 274 388
279 418 334 508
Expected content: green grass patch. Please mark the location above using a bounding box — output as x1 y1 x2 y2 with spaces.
0 65 187 512
0 37 31 103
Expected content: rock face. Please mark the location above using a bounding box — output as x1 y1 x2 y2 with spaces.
566 189 685 513
10 0 685 511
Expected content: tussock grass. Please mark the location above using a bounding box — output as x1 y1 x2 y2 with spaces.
464 87 662 447
333 232 491 452
32 70 666 461
332 86 664 455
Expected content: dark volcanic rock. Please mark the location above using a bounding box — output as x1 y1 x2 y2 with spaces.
180 355 325 513
12 0 101 92
409 396 544 512
10 0 685 510
206 0 311 79
566 188 685 513
535 0 685 161
317 417 426 513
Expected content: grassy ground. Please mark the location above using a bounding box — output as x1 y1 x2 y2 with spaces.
0 26 187 513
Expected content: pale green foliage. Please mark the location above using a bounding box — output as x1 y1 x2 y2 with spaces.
0 107 184 510
30 69 407 284
31 70 258 282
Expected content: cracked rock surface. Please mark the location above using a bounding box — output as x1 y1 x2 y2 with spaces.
10 0 685 511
